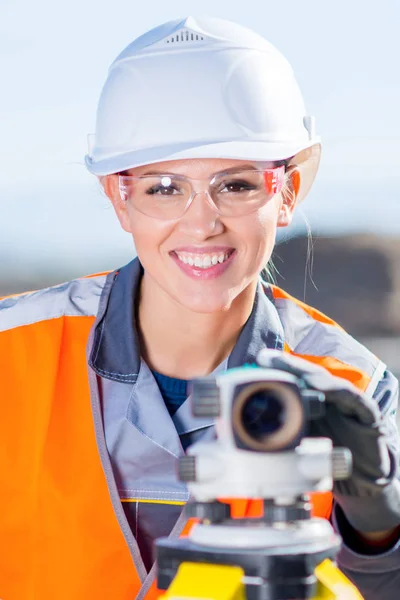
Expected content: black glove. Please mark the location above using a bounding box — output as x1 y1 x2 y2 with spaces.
257 350 400 533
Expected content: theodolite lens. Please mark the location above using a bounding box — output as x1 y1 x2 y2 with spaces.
241 391 284 439
232 382 304 451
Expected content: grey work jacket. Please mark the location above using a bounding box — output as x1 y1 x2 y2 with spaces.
88 258 400 600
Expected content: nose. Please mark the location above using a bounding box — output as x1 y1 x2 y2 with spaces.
176 191 224 239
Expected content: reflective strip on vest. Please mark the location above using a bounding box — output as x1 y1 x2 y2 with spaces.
270 285 385 397
0 272 107 332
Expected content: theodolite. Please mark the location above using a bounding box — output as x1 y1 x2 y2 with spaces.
156 363 364 599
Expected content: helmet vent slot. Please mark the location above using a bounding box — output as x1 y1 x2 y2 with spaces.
165 29 205 44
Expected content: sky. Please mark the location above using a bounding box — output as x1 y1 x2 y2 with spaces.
1 0 400 278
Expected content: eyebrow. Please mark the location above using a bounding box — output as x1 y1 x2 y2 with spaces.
140 170 177 176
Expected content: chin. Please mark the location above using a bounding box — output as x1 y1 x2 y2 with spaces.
177 290 235 314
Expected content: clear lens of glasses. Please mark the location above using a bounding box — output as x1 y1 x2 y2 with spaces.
119 166 285 220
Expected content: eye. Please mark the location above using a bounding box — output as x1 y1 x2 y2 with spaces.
143 175 186 197
219 179 256 194
146 184 181 196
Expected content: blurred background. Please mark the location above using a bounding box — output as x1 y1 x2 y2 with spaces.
1 0 399 377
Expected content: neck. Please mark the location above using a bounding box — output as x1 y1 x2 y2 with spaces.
137 275 257 379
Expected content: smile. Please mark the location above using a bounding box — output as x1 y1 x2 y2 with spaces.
170 248 236 280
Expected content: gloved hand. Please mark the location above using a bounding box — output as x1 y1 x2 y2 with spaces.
257 349 400 533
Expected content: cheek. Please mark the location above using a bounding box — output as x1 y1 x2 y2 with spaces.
129 211 175 259
239 203 280 254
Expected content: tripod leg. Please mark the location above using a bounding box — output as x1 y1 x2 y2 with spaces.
159 562 245 600
313 559 364 599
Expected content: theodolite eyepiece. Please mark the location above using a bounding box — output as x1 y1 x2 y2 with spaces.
232 381 304 451
191 368 326 453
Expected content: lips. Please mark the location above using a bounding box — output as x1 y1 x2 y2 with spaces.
170 248 236 280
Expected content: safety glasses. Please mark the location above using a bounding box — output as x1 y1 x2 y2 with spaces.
119 166 285 220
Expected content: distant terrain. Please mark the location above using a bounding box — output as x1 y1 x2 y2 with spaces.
272 234 400 376
272 234 400 337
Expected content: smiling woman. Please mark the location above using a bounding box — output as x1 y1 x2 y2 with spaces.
1 15 400 600
104 159 290 319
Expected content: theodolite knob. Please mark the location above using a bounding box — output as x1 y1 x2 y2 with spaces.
185 501 231 523
332 447 352 480
191 378 221 417
178 455 197 482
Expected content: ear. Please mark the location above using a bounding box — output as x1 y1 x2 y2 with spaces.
277 168 300 228
101 174 133 234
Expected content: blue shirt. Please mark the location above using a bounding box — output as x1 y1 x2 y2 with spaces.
151 371 188 417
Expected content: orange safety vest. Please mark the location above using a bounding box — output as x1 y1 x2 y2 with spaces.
0 277 378 600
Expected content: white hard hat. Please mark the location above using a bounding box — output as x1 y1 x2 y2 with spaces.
85 16 321 202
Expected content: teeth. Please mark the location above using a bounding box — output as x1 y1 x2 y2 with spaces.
175 251 232 269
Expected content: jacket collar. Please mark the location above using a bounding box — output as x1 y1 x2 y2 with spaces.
89 257 284 382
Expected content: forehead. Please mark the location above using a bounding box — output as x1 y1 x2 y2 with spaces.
125 158 277 178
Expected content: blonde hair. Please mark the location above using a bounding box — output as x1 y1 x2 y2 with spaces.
261 163 314 295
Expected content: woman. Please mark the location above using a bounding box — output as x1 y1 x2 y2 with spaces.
1 16 399 600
